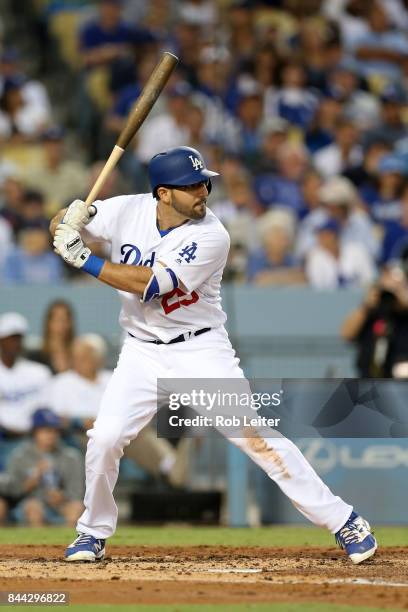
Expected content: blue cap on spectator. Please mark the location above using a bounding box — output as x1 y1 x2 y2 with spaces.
41 126 65 141
378 154 408 175
316 219 341 234
32 408 61 430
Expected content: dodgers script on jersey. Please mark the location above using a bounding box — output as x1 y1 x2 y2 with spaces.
81 194 229 342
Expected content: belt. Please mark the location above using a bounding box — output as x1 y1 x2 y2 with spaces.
129 328 211 345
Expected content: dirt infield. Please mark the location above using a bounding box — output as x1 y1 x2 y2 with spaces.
0 545 407 608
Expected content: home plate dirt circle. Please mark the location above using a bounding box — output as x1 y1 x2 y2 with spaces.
0 545 407 608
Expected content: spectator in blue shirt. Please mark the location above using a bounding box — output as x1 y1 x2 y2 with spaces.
235 79 264 165
79 0 153 70
266 61 319 130
305 95 342 154
254 142 310 215
363 153 408 223
2 225 63 284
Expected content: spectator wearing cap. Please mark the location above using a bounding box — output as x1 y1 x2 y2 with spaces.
364 153 408 223
5 408 84 526
2 222 63 284
22 127 89 218
0 314 51 446
254 142 310 215
135 82 192 164
313 116 362 178
247 209 305 286
305 218 375 289
0 77 50 143
320 178 379 260
351 1 408 81
296 176 379 260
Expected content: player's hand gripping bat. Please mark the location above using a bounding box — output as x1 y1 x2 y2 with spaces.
85 51 179 207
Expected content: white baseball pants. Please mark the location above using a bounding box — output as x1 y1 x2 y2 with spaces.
77 326 352 538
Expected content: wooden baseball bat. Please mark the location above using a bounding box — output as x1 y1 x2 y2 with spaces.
85 51 179 206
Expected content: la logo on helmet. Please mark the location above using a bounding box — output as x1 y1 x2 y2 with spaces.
189 155 203 170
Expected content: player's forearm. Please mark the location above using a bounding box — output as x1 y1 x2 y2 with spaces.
96 260 153 295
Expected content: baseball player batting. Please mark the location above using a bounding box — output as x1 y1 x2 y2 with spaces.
50 146 377 564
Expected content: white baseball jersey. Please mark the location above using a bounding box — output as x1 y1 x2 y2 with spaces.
81 193 229 342
47 369 112 419
0 359 51 433
74 192 354 543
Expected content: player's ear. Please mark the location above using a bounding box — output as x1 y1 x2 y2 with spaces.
157 186 171 204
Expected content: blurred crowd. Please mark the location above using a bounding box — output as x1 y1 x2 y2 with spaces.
0 306 190 525
0 0 408 289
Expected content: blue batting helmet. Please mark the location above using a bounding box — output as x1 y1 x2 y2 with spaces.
148 146 219 197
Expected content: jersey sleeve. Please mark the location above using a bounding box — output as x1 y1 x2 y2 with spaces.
159 230 230 293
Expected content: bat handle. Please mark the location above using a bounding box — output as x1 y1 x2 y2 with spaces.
85 145 125 206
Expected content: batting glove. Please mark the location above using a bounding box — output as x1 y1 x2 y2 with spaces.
62 199 97 231
54 224 91 268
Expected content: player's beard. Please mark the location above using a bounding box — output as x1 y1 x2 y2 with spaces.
171 192 207 220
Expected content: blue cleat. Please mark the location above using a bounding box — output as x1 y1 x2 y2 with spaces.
335 511 377 564
65 533 106 562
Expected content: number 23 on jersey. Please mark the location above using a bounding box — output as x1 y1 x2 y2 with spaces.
161 288 199 314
